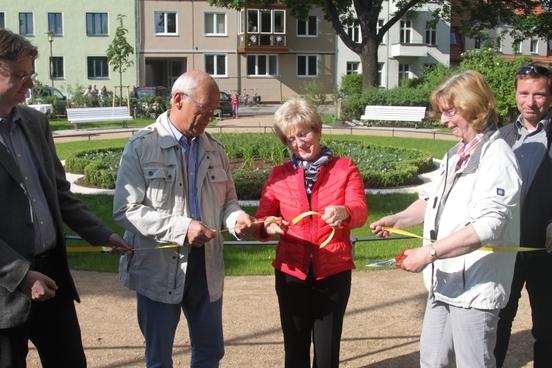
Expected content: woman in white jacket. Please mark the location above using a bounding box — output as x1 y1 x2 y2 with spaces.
370 70 521 368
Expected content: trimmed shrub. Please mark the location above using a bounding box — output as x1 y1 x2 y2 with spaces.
65 135 433 196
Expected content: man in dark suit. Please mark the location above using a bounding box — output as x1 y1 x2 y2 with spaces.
495 63 552 367
0 29 130 367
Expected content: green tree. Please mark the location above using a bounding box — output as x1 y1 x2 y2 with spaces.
209 0 544 89
106 14 134 102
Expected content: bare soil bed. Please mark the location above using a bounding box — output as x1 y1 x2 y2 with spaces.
26 269 533 367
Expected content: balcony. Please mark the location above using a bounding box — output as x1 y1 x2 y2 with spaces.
391 43 430 58
238 32 288 53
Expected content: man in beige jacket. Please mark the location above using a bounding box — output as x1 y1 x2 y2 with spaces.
114 70 254 368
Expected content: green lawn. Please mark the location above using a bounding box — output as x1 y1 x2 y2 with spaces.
58 134 450 275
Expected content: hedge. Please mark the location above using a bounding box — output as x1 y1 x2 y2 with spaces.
64 135 433 199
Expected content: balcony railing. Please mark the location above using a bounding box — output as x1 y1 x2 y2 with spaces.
391 43 430 58
238 32 288 53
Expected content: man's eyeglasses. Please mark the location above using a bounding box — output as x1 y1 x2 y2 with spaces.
181 93 215 115
0 64 37 83
516 64 551 78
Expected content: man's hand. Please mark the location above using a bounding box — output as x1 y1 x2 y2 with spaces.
106 233 133 255
22 270 58 301
546 222 552 253
234 213 256 238
187 220 217 247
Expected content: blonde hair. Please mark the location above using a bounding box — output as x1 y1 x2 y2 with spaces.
273 97 322 144
430 70 497 132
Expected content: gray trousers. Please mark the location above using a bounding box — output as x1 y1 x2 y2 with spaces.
420 297 499 368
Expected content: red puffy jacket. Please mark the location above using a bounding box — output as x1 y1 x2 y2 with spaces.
256 156 368 280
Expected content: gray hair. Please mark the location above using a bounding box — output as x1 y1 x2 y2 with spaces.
171 70 218 98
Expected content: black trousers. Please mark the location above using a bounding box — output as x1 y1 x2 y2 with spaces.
275 268 351 368
495 251 552 368
0 253 86 368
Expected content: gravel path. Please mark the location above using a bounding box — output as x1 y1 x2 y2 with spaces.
26 270 533 367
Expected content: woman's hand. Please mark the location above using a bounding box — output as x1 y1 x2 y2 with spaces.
369 215 398 238
400 247 433 273
264 216 288 236
321 205 350 228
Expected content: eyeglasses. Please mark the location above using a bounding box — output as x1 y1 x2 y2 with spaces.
0 64 37 84
441 108 457 118
181 93 215 116
285 130 314 145
516 64 551 77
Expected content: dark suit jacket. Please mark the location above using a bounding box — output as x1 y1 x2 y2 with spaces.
500 121 552 248
0 105 113 329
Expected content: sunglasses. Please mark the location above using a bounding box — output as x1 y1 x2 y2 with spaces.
516 64 551 77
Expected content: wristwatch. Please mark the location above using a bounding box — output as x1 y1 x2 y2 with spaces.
428 244 438 261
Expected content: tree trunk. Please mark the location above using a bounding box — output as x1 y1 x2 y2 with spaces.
360 34 379 89
119 71 123 106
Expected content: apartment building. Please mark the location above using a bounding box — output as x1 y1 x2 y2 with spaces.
452 27 552 66
0 0 137 97
138 0 336 102
335 1 450 88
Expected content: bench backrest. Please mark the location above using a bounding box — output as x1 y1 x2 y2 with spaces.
361 105 426 122
66 106 131 119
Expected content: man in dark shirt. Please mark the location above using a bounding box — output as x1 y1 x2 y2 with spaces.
495 63 552 368
0 29 130 367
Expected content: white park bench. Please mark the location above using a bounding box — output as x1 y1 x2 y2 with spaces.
360 105 427 127
66 106 133 129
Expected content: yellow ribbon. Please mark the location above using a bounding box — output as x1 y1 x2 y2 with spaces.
291 211 335 248
382 227 543 252
66 244 182 253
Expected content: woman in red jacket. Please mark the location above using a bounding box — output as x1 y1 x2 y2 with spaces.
255 97 368 368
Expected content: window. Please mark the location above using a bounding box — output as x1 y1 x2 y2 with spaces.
86 13 108 36
0 13 5 29
378 63 384 86
450 31 457 46
50 57 64 79
155 11 177 35
399 63 411 84
273 10 285 33
400 20 411 43
205 54 226 77
260 10 272 33
19 13 33 36
512 40 522 54
347 24 360 43
530 39 539 53
346 62 360 75
205 13 226 36
297 16 317 37
425 22 436 45
48 13 63 36
376 19 384 34
495 37 502 52
474 37 481 49
246 9 286 34
247 9 258 32
247 55 278 76
297 55 317 77
87 57 108 78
